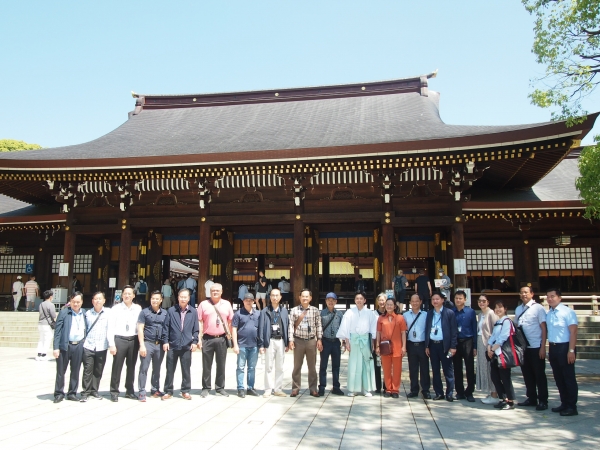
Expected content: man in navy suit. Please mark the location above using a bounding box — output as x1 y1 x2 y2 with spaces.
425 293 458 401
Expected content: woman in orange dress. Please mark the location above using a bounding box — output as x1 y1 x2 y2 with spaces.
376 298 407 398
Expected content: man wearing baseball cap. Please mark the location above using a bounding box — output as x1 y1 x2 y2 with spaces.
318 292 345 396
12 275 24 311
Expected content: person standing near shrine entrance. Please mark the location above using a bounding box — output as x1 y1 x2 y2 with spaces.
318 292 345 396
336 290 378 397
24 275 39 312
392 270 409 310
12 275 24 311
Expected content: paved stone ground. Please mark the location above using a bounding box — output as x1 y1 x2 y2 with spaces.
1 347 599 449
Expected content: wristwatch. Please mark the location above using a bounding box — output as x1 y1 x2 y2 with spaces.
569 349 575 353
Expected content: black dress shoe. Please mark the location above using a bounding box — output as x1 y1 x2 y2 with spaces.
391 393 399 399
110 394 119 402
466 395 476 403
517 399 537 407
237 389 246 398
552 404 567 413
432 394 445 401
124 393 139 400
560 408 578 416
247 389 259 397
422 392 432 399
216 389 229 397
200 389 209 398
80 396 88 403
331 388 344 396
53 395 64 404
66 394 78 402
318 389 325 397
383 391 391 398
445 395 454 402
407 392 419 398
494 400 507 409
455 394 466 400
536 401 548 411
90 392 102 400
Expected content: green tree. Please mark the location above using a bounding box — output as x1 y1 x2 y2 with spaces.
0 139 42 152
524 0 600 218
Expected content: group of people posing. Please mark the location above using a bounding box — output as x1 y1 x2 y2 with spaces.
43 283 579 417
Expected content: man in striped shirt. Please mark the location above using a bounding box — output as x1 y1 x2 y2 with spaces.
25 276 40 312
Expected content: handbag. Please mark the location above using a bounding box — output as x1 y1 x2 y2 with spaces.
496 318 525 369
42 307 56 330
211 302 233 348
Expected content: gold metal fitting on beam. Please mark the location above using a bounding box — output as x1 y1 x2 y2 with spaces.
296 215 301 220
384 212 391 217
385 218 391 224
121 219 127 224
122 225 127 230
201 217 206 222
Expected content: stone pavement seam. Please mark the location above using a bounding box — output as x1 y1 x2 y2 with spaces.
400 382 425 450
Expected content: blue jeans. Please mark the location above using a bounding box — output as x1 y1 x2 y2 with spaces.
236 346 259 390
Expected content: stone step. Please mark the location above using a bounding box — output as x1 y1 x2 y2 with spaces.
578 333 600 340
0 341 38 348
0 325 39 332
576 339 600 346
577 352 600 359
0 335 40 343
0 330 44 337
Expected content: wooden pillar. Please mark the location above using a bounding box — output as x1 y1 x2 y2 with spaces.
198 221 211 287
63 229 76 289
592 244 600 292
451 221 466 289
292 219 305 305
146 231 163 292
96 238 111 293
521 232 534 287
322 253 330 292
382 223 394 292
118 223 132 288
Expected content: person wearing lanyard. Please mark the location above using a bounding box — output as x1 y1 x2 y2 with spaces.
258 288 290 398
486 300 516 410
545 288 579 416
515 286 549 411
81 292 111 402
318 292 346 397
405 294 431 399
136 290 167 402
52 292 87 403
232 292 261 398
288 289 323 397
107 285 142 402
452 290 477 402
425 293 458 401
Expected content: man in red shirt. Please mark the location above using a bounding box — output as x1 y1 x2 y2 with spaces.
197 283 234 397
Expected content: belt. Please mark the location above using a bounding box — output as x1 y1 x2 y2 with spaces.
458 337 473 342
408 341 425 345
549 342 569 346
270 336 283 340
322 337 339 342
116 335 136 341
145 340 161 345
430 340 443 344
203 333 226 340
69 340 82 345
293 335 315 341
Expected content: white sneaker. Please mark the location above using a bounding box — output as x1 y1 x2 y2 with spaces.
273 391 287 397
347 392 356 397
481 395 498 404
34 355 41 361
363 392 373 397
263 391 272 398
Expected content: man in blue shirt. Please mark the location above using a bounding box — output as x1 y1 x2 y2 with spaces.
405 294 431 399
545 288 579 416
452 290 477 402
425 293 458 401
233 293 260 397
318 292 345 396
52 292 87 403
137 290 167 402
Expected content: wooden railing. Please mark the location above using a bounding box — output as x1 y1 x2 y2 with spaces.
538 295 599 315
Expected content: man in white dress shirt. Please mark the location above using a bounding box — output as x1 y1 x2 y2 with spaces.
336 290 378 396
107 286 142 402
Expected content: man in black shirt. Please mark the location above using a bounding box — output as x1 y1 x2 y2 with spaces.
256 271 268 310
414 271 432 311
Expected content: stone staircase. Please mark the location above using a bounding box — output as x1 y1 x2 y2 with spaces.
0 311 42 348
576 315 600 360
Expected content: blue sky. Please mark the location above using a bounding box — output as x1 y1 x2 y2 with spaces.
1 0 598 148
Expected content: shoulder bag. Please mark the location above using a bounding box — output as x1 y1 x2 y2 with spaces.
379 315 398 356
496 318 525 369
212 302 233 348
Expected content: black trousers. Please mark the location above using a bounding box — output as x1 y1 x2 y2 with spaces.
490 360 516 401
319 338 341 390
549 343 578 409
407 341 431 394
395 289 407 306
429 342 454 396
54 342 84 397
138 341 165 394
110 336 139 394
453 338 476 396
373 350 384 392
520 347 548 403
202 336 227 390
164 348 192 394
81 348 107 396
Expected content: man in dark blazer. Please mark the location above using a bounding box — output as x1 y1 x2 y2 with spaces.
53 291 88 403
425 293 458 401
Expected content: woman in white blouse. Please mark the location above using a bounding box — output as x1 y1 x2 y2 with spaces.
486 300 516 410
476 294 498 404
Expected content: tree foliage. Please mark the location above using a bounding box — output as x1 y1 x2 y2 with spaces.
524 0 600 218
0 139 42 153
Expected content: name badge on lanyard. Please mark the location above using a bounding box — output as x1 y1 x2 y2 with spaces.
272 324 279 332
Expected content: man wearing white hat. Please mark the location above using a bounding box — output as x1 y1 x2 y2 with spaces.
12 275 24 311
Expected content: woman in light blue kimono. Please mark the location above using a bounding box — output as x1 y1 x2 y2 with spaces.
337 291 378 397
